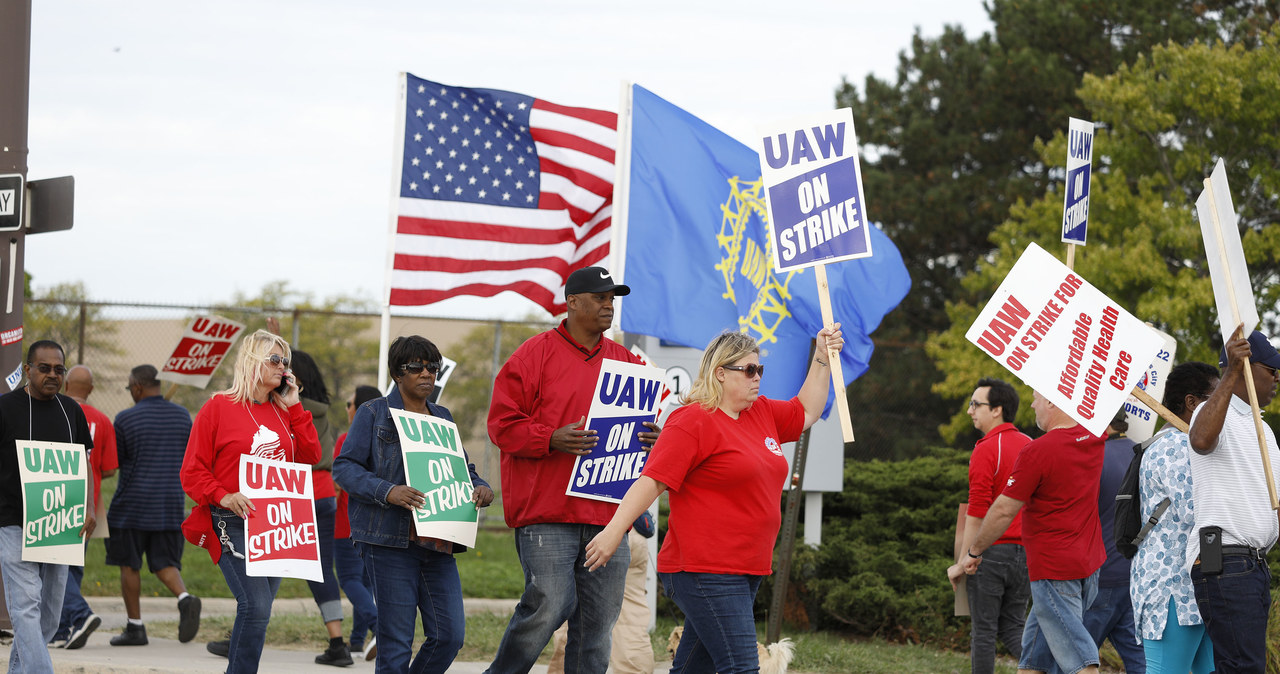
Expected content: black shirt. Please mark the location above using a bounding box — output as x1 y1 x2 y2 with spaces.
0 389 93 527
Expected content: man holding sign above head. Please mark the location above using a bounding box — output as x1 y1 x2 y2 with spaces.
1185 327 1280 674
485 266 658 674
962 390 1106 674
333 335 492 674
0 340 95 674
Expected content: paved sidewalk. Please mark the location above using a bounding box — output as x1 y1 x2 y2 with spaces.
2 596 674 673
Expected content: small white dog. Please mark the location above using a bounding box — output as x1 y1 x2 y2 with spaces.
666 626 795 674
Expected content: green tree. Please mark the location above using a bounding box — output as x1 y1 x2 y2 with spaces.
927 28 1280 439
442 320 545 448
23 279 120 364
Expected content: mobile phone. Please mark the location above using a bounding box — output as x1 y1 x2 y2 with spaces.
1198 526 1223 575
275 374 290 396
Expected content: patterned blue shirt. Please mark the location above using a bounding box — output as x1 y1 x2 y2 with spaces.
1129 428 1202 641
108 395 193 531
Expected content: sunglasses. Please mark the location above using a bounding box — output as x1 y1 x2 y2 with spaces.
400 361 442 376
264 354 291 368
723 363 765 378
346 400 354 409
31 363 67 376
1259 362 1280 378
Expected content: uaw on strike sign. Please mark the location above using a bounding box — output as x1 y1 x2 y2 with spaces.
240 455 322 582
17 441 88 564
390 409 478 548
567 359 666 504
157 316 246 388
966 243 1163 437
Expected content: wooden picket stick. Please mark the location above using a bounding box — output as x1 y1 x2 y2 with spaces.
813 264 855 442
1065 243 1076 271
1130 387 1188 433
164 382 179 401
1204 176 1278 510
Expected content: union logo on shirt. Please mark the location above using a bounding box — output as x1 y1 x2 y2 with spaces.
250 425 286 462
764 437 783 456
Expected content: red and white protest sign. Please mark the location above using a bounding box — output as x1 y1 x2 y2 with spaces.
239 455 322 582
965 243 1163 437
157 316 245 388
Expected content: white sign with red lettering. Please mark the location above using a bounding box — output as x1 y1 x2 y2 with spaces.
239 455 322 582
965 243 1163 437
157 316 246 388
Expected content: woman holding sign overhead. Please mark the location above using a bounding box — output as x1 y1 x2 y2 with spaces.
333 335 493 674
585 325 843 674
180 329 322 674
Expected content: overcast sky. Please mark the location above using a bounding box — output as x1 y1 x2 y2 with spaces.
25 1 991 319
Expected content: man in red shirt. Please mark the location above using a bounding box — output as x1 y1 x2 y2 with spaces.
963 390 1106 674
948 377 1031 674
485 266 658 674
52 365 117 650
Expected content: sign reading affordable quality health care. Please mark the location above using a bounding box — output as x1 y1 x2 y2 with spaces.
239 455 322 582
17 441 88 564
567 359 666 504
757 108 872 271
157 316 246 388
965 243 1163 437
390 408 478 548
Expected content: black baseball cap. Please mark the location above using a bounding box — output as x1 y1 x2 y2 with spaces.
1219 330 1280 369
564 266 630 298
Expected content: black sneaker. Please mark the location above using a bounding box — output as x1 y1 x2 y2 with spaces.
207 631 231 658
109 622 148 646
177 595 202 643
315 640 354 667
65 614 101 650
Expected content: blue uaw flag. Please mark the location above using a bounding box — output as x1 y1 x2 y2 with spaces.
620 85 911 408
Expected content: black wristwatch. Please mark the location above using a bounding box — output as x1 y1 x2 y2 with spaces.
967 548 982 559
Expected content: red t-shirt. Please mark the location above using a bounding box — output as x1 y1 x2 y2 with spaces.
334 432 351 539
81 402 118 511
967 422 1031 546
643 396 804 576
180 394 322 507
1001 423 1106 581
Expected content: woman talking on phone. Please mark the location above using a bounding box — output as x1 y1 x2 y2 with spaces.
180 329 322 674
586 325 843 674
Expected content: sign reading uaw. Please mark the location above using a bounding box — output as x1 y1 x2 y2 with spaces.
158 316 246 388
965 244 1163 437
757 108 872 271
567 359 666 504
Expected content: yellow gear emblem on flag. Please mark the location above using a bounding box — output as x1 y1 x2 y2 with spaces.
715 177 802 347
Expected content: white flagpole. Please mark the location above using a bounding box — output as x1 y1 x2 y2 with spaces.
378 73 410 392
609 81 634 335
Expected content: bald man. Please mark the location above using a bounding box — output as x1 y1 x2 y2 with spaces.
51 365 118 650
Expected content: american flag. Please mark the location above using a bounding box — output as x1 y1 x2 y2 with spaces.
388 73 617 315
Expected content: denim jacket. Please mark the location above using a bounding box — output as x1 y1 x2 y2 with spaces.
332 387 489 550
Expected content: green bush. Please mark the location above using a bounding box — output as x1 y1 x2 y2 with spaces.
785 447 969 646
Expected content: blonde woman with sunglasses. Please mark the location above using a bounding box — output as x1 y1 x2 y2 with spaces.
586 325 843 674
180 329 321 674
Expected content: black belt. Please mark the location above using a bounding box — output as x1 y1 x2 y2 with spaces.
1222 545 1266 560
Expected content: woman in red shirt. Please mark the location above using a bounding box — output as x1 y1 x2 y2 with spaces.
180 330 322 674
586 325 843 673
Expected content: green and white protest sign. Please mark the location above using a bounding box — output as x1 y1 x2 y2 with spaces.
16 440 88 564
390 409 477 548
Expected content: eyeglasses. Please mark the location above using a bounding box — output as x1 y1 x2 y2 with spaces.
400 362 441 376
968 400 991 410
1258 363 1280 378
263 354 291 368
723 364 764 378
31 363 67 376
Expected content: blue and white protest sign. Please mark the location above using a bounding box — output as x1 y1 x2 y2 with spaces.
757 108 872 272
566 358 666 503
1061 117 1095 245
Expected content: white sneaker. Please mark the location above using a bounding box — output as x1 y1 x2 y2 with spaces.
364 636 377 661
47 637 68 649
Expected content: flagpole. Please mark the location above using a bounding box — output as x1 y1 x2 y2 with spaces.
610 80 634 334
378 72 410 392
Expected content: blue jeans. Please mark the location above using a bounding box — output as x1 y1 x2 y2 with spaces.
306 497 342 623
54 561 92 640
967 543 1030 674
486 523 630 674
1082 584 1145 673
1020 572 1099 674
661 572 763 674
334 536 377 649
360 542 464 674
0 526 68 674
1192 553 1270 674
213 507 281 674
